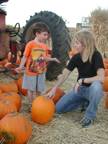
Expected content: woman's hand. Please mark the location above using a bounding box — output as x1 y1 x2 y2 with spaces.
74 79 82 93
46 87 57 99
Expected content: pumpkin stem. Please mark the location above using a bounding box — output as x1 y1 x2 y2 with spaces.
0 131 15 144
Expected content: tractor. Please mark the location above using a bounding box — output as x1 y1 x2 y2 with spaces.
0 0 71 80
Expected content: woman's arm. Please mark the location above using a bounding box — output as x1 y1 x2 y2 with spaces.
47 68 71 98
79 68 105 85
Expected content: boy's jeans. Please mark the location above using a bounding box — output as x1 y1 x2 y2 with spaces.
56 81 103 120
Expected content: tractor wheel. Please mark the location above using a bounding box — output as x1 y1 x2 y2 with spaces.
21 11 71 80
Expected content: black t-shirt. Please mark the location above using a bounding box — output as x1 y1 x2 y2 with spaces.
66 50 104 86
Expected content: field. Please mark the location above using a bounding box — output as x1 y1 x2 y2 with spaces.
0 70 108 144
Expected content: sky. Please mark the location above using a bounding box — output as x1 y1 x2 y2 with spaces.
3 0 108 27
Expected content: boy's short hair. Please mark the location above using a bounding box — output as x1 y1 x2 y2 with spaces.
33 22 50 35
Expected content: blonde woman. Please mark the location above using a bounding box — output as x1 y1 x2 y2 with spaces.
47 30 105 127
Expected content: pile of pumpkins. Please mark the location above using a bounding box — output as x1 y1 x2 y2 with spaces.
0 76 65 144
103 58 108 108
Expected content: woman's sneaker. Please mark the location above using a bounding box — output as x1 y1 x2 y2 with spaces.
80 117 94 128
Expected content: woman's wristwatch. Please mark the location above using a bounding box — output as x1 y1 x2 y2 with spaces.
78 78 85 85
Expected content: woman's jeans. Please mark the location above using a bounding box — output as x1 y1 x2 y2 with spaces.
56 81 103 120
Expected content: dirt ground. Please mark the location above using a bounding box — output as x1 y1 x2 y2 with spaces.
0 69 108 144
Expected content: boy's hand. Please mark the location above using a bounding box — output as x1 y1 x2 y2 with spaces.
15 67 25 73
53 58 60 63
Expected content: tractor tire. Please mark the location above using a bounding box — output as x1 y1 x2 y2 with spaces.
21 11 71 80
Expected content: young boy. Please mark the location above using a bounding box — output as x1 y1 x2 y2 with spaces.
16 22 60 102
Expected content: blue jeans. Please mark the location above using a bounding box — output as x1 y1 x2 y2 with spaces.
56 81 103 120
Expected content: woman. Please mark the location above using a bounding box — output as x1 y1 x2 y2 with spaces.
47 30 105 127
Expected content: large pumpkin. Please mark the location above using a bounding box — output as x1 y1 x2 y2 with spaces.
16 77 27 96
0 92 21 111
0 113 32 144
0 99 17 119
31 96 55 124
104 94 108 109
103 77 108 92
46 87 65 104
0 81 18 93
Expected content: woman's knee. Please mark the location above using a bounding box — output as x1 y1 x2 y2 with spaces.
89 81 103 100
90 81 103 93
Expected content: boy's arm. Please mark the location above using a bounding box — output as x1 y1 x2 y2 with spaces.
15 55 27 73
19 55 27 69
45 57 60 63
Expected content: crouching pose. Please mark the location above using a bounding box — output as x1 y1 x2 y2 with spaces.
47 30 105 127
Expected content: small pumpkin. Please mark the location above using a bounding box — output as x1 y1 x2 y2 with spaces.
0 92 21 111
0 112 32 144
103 77 108 92
31 96 55 124
0 81 18 93
0 59 8 67
105 69 108 76
0 99 17 119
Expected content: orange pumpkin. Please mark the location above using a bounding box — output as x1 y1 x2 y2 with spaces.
105 69 108 76
31 96 55 124
16 77 27 96
0 113 32 144
0 92 21 111
47 87 65 104
0 89 2 94
0 59 8 67
103 58 108 64
0 99 17 119
103 77 108 92
104 94 108 109
68 48 78 58
104 63 108 69
0 81 18 93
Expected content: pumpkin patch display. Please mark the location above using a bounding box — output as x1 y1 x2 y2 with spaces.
31 96 55 124
0 113 32 144
0 92 21 111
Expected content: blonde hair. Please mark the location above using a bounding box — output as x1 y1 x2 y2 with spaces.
74 30 96 62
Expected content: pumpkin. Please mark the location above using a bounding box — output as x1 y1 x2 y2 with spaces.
0 81 18 93
0 99 17 119
103 77 108 92
0 89 2 94
31 96 55 124
16 77 27 96
104 63 108 69
68 48 78 58
0 92 21 111
46 87 65 104
0 59 8 67
104 94 108 109
0 112 32 144
105 69 108 76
